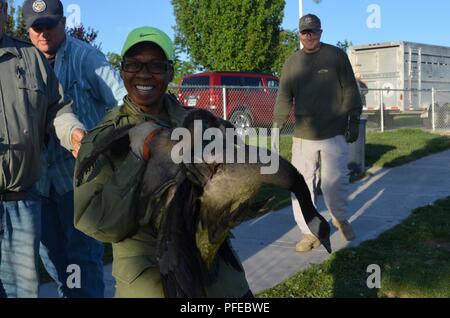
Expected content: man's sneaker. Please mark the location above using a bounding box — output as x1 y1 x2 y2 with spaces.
332 218 356 241
295 234 321 252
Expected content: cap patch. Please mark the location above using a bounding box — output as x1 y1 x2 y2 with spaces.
32 0 47 13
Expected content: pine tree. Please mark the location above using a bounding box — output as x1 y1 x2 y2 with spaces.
6 0 16 36
15 5 27 39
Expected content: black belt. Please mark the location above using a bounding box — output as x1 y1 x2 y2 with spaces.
0 191 28 202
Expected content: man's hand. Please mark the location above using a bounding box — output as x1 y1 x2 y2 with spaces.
271 126 281 154
344 115 360 144
71 128 86 158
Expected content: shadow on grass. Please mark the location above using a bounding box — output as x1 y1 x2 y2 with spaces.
365 144 396 169
383 136 450 167
366 130 450 169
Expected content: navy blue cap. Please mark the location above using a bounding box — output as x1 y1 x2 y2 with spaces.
23 0 63 29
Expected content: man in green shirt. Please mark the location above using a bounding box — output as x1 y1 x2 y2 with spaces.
274 14 362 252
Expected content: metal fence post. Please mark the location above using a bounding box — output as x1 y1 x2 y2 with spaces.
380 89 384 132
222 87 227 121
432 88 436 131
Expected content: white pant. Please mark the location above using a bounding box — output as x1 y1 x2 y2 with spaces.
291 135 349 235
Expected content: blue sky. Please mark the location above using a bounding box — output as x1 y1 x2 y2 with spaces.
12 0 450 55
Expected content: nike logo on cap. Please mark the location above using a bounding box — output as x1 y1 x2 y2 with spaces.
140 33 155 38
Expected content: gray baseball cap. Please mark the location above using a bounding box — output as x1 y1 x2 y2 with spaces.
299 14 322 33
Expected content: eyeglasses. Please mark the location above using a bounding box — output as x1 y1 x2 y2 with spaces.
121 59 172 74
300 30 321 37
31 19 63 32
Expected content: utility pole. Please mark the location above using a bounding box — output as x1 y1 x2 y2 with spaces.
299 0 303 20
299 0 303 49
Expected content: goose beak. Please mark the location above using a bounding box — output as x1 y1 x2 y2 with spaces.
320 237 332 254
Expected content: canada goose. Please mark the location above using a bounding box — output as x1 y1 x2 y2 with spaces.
75 108 331 297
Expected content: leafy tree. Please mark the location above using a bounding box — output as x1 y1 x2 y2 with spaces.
273 28 298 76
173 59 198 84
336 39 353 53
172 0 285 72
107 52 122 71
172 42 200 84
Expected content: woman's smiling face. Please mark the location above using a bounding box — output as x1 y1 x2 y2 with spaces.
121 42 173 114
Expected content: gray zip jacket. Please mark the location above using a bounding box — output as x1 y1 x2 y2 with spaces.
0 35 83 192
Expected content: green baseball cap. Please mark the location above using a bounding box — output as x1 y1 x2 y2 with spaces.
121 26 174 60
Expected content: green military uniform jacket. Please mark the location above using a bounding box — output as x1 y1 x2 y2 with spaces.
74 94 250 297
0 35 74 192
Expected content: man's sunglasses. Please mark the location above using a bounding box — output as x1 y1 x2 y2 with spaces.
31 18 64 32
121 59 173 74
300 30 322 36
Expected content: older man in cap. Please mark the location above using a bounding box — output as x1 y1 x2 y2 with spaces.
22 0 126 298
274 14 363 252
0 0 85 298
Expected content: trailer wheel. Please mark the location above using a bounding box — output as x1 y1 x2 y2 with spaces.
371 110 394 129
230 109 253 137
424 103 441 129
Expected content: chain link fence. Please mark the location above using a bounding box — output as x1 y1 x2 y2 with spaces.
432 90 450 131
170 85 450 134
172 85 296 135
362 88 450 132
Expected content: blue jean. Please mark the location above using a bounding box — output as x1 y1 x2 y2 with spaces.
39 189 105 298
0 193 42 298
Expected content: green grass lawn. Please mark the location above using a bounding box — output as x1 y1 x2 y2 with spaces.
366 128 450 168
39 128 450 285
257 196 450 298
253 128 450 212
